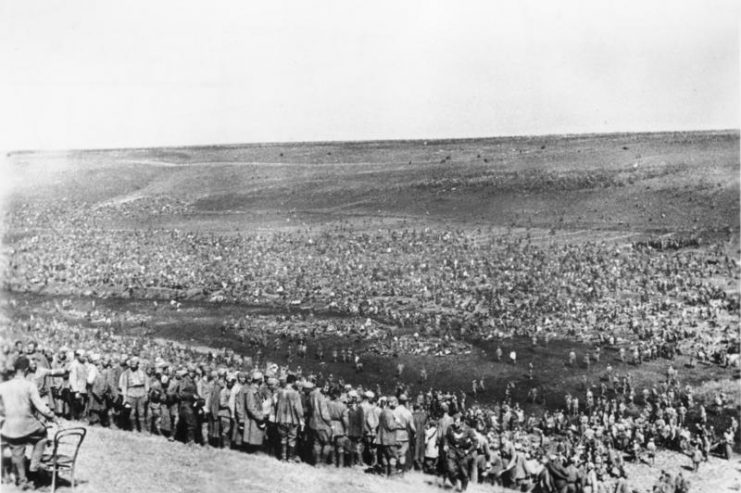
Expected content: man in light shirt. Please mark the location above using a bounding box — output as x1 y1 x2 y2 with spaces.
0 356 58 489
68 349 88 420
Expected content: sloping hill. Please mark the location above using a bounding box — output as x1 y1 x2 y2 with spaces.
3 421 739 493
5 131 739 236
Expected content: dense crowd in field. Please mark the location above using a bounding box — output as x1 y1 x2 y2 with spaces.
1 317 738 493
6 201 740 360
2 199 740 492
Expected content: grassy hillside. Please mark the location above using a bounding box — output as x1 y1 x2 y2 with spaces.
3 421 739 493
5 131 739 236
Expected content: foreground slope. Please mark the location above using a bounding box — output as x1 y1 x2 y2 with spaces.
4 422 740 493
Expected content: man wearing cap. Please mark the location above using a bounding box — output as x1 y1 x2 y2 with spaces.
110 355 127 428
229 372 246 446
214 371 234 448
147 367 165 435
99 355 119 428
393 393 416 475
346 389 364 467
179 365 200 444
119 357 149 432
262 376 280 456
50 348 70 419
68 349 88 420
275 373 304 461
359 390 378 467
88 354 112 427
164 369 183 440
437 402 454 480
207 370 224 446
445 413 478 491
378 396 400 476
412 402 428 471
0 356 58 489
307 381 333 465
327 386 350 467
85 353 101 418
235 371 266 452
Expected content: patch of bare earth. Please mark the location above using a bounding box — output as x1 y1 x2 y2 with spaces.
3 422 740 493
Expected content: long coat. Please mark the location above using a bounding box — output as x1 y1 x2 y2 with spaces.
236 383 265 445
377 407 398 446
275 385 303 426
307 388 332 433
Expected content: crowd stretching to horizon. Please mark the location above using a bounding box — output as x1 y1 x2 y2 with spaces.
1 199 740 492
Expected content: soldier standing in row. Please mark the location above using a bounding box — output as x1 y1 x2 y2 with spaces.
275 373 304 461
444 413 477 491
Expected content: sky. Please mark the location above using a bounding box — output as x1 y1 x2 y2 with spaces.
0 0 738 151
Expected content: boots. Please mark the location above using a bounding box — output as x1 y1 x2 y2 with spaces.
335 450 345 468
280 444 288 462
319 446 330 467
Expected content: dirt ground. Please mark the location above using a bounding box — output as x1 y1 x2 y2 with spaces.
1 421 738 493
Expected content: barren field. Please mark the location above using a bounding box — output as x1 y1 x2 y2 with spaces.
5 130 739 236
2 420 740 493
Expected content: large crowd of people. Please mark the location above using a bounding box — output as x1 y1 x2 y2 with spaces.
0 310 738 492
1 199 739 492
6 202 740 353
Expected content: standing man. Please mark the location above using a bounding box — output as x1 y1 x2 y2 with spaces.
393 393 416 475
236 371 266 452
178 365 199 445
412 402 428 470
68 349 88 420
147 368 165 435
207 369 225 447
274 373 304 461
346 390 364 467
216 372 236 448
378 396 400 477
444 413 478 491
437 402 454 481
359 390 378 467
307 380 333 465
328 387 350 467
119 357 149 432
0 356 58 489
50 348 70 419
88 355 112 427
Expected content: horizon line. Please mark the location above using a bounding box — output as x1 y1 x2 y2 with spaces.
6 127 739 156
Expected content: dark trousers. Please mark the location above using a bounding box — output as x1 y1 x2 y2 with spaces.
277 424 299 460
179 403 198 443
2 429 48 484
311 428 332 465
69 392 87 420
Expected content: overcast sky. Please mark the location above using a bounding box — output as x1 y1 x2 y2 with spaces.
0 0 738 150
